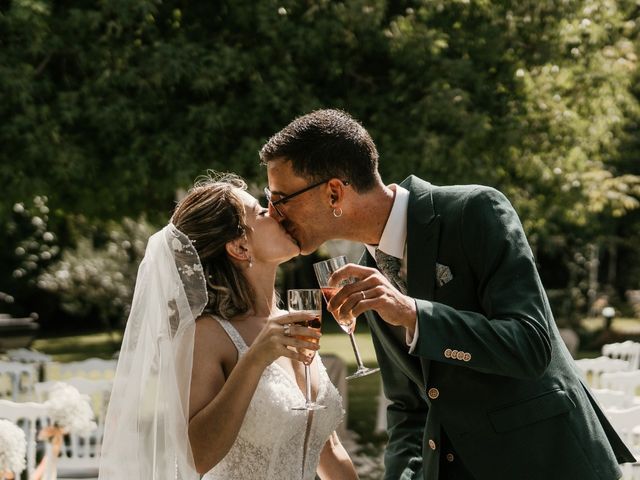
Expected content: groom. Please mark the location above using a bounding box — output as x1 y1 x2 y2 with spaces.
260 109 634 480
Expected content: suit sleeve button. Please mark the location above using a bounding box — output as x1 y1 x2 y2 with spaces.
463 352 471 362
456 351 465 360
444 348 452 358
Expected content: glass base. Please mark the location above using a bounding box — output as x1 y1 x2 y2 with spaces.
346 366 380 380
291 402 327 411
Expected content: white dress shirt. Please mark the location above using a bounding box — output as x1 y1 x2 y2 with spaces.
365 185 419 351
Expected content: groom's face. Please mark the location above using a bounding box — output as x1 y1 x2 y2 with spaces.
265 159 332 255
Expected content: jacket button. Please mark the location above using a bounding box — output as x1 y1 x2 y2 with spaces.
456 351 465 361
428 439 436 450
463 352 471 362
444 348 452 358
446 453 455 462
451 349 458 358
427 387 440 400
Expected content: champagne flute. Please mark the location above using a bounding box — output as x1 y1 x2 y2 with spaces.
288 289 326 411
313 256 380 380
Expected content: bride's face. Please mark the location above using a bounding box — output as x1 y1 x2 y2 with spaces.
237 190 300 264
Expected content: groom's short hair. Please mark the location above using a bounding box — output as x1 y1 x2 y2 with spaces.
259 109 380 192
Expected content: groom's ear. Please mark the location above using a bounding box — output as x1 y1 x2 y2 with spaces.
326 178 346 207
225 237 249 261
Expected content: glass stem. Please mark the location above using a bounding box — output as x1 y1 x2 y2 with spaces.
305 364 312 405
348 332 365 368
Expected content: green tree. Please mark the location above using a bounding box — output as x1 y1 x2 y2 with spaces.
2 0 639 326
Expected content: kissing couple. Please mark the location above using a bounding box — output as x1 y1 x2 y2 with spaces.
99 109 633 480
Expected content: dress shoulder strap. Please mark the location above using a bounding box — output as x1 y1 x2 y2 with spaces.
213 317 249 355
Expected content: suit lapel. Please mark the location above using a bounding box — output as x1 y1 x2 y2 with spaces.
403 176 440 302
360 250 425 389
359 176 442 390
402 176 441 386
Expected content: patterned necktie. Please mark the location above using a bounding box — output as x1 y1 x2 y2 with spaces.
374 248 407 294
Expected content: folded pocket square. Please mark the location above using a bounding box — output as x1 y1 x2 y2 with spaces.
435 263 453 287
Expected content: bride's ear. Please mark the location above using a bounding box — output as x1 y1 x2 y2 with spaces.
225 237 250 262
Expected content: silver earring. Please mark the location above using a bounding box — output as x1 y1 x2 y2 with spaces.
333 207 343 218
248 256 253 268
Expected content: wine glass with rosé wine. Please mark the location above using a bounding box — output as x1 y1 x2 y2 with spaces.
313 256 380 380
287 289 326 411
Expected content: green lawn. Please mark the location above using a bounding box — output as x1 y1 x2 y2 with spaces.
32 330 378 366
32 332 123 363
580 316 640 333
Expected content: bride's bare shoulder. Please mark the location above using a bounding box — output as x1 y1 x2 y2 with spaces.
194 314 237 360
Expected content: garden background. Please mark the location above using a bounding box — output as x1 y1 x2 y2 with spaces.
2 0 640 475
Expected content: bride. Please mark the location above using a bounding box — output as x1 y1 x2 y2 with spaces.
98 174 358 480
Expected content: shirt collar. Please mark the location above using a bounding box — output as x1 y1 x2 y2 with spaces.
365 184 409 259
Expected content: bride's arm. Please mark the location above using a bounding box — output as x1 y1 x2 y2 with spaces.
317 432 359 479
188 314 318 474
188 317 263 474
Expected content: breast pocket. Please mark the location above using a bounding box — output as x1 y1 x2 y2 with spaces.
434 276 460 304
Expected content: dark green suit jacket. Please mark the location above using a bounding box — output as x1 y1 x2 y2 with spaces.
364 176 634 480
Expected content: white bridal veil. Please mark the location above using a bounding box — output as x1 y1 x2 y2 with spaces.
98 224 207 479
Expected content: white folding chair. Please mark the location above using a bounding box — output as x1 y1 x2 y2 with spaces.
7 348 53 387
603 341 640 371
0 361 38 401
44 358 117 382
574 356 630 388
7 348 52 364
0 399 50 480
605 406 640 479
592 388 627 410
601 370 640 408
34 378 113 478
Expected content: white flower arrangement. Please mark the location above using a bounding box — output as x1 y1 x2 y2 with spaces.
0 419 26 476
44 383 97 436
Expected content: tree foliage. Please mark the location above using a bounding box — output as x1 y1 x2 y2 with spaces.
1 0 639 324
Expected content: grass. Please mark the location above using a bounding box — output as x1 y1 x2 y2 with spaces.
580 316 640 333
32 331 123 363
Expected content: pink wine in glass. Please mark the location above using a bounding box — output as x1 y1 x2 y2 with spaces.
314 256 380 380
321 287 356 334
292 316 322 365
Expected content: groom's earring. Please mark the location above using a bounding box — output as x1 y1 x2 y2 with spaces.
248 255 253 268
333 207 343 218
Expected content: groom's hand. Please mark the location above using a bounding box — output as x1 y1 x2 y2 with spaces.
327 264 417 335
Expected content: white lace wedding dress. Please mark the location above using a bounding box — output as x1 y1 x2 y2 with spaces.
202 317 345 480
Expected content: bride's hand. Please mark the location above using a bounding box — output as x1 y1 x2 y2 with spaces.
248 312 321 368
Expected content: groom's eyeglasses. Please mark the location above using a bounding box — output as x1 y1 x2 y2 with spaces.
264 179 350 217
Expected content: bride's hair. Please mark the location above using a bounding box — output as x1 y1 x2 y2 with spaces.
171 172 254 319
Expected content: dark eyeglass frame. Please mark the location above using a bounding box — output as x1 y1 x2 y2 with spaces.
264 179 350 217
